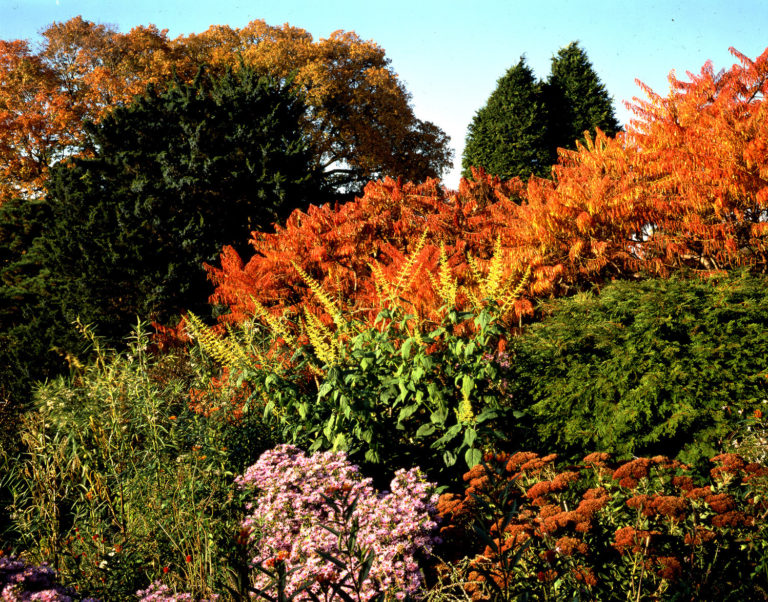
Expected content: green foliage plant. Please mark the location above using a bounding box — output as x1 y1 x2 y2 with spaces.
0 197 65 443
0 320 271 600
544 41 621 152
192 300 519 484
508 273 768 466
31 66 317 346
188 244 530 482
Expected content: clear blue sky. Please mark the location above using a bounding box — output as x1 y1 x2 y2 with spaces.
2 0 766 188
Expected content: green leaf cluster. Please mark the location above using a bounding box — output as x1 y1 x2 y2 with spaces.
508 272 768 466
233 304 521 482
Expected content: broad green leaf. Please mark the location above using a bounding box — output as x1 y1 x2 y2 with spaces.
465 447 482 467
463 427 477 447
397 404 419 422
430 407 448 425
416 423 436 437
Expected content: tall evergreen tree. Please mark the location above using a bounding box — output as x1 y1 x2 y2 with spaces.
461 58 552 180
28 66 318 344
462 43 620 182
545 41 621 151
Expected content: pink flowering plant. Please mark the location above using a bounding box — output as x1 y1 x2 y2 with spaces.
235 445 440 601
135 580 219 602
0 554 99 601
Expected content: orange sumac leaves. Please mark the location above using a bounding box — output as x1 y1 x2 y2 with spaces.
208 47 768 338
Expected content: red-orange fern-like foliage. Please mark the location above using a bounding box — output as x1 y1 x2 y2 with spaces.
206 172 541 331
209 47 768 331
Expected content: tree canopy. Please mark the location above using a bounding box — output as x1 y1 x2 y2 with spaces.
462 42 620 181
0 17 453 204
209 46 768 341
25 66 316 346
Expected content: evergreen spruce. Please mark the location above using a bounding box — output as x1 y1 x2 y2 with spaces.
545 41 621 152
462 42 620 182
461 58 552 180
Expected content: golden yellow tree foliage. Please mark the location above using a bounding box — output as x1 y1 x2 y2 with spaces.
176 21 453 191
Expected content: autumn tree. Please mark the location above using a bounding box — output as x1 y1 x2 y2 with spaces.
0 17 452 204
206 171 547 338
508 45 768 283
623 46 768 273
178 22 453 199
31 67 316 343
0 40 80 201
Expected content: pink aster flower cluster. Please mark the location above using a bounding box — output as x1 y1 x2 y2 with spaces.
135 581 219 602
235 444 440 601
0 555 98 602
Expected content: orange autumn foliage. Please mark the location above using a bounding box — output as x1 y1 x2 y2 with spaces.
0 18 179 203
624 46 768 272
208 47 768 333
507 45 768 286
0 39 80 200
206 171 545 332
0 17 450 205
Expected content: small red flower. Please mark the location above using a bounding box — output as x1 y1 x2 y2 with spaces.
163 566 170 574
185 555 192 563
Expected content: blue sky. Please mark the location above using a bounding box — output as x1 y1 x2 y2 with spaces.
2 0 766 188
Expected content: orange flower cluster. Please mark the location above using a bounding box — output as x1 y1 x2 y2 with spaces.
433 450 768 599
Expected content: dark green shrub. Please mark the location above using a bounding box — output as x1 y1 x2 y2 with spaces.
508 273 768 465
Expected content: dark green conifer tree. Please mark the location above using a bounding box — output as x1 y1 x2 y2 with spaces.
462 43 621 182
461 58 552 180
545 41 621 152
33 67 318 343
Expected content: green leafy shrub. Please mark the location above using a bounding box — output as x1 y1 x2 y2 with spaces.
508 273 768 465
191 301 521 484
